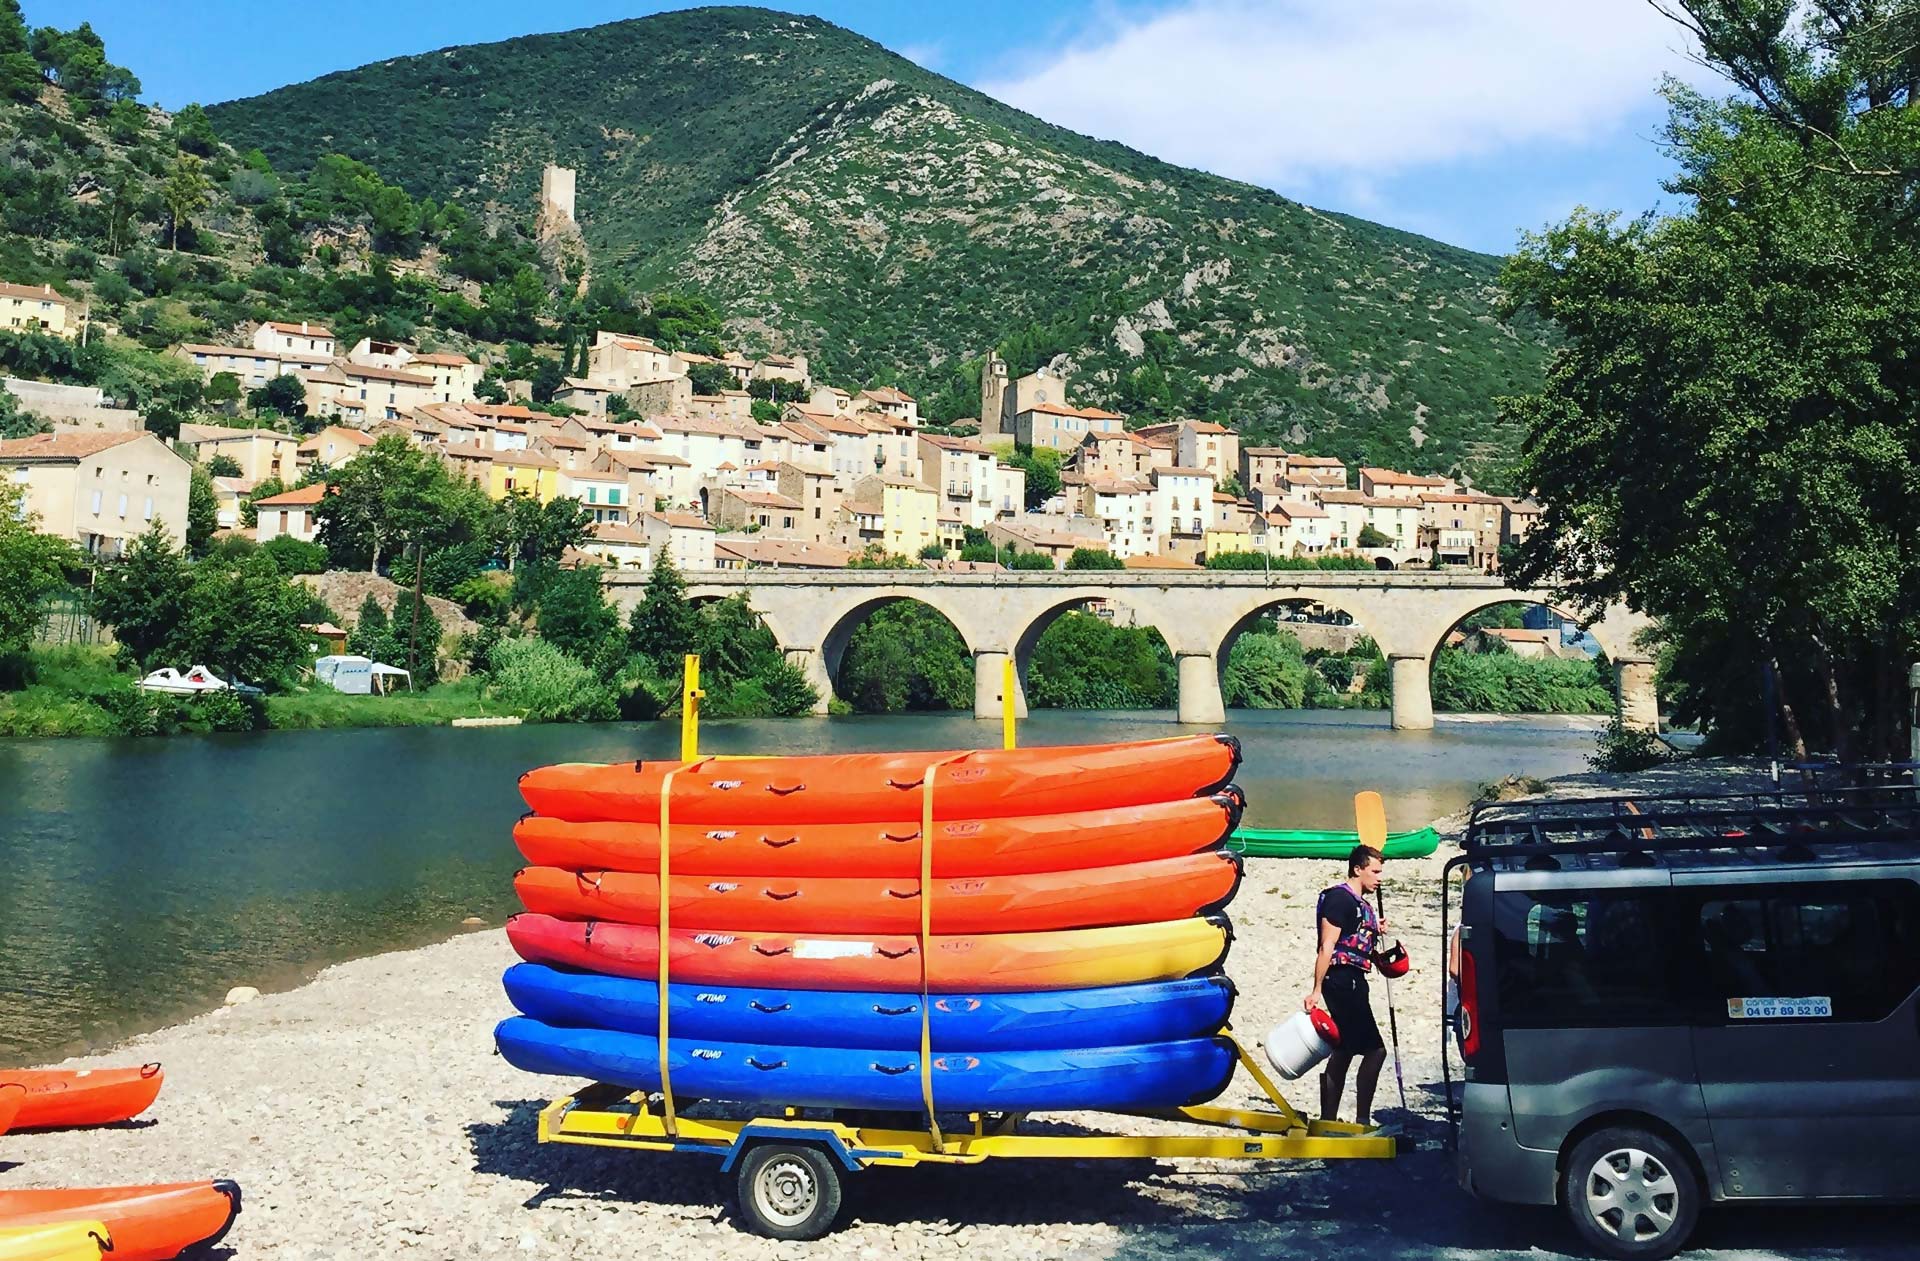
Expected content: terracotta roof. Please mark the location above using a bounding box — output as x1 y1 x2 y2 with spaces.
1244 446 1289 457
538 432 588 450
1021 402 1124 421
646 511 715 531
497 450 559 470
298 427 374 453
0 431 144 460
263 320 332 337
1319 490 1414 508
0 282 73 306
340 362 433 386
179 343 282 359
1124 553 1203 570
919 433 992 454
1287 455 1346 467
466 403 544 421
408 352 471 366
1418 492 1503 505
211 476 255 494
1151 466 1216 480
1185 421 1231 434
726 489 802 510
255 483 328 506
1268 501 1328 519
1359 466 1449 486
590 522 649 546
559 377 610 392
179 423 295 444
857 385 916 404
714 537 851 569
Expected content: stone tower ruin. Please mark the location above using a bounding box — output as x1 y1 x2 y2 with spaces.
538 164 577 234
979 349 1010 438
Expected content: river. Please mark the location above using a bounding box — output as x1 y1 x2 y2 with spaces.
0 709 1600 1066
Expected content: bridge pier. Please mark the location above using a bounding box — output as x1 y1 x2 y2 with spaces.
1176 653 1226 725
784 647 834 715
1614 656 1660 733
972 651 1028 720
1389 654 1434 731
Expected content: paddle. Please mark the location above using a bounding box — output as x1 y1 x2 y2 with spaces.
1354 790 1408 1118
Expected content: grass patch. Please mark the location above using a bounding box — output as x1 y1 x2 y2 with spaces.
265 678 496 730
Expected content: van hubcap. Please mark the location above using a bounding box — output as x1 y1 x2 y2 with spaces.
1584 1147 1679 1243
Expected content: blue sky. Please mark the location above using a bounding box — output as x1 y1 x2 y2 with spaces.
37 1 1712 255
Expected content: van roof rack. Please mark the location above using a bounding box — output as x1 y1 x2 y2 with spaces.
1463 779 1920 866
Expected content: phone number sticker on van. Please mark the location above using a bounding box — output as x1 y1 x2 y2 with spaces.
1727 996 1832 1019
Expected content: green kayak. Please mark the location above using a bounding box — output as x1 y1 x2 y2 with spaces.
1226 826 1441 860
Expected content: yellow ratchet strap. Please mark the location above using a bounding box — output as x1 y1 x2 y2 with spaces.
658 756 713 1137
919 751 970 1151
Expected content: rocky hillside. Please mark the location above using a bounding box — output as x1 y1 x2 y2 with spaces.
208 6 1544 482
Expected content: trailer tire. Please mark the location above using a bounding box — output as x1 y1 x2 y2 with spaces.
735 1143 843 1241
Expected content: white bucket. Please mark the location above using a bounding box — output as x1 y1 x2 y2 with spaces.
1264 1009 1338 1080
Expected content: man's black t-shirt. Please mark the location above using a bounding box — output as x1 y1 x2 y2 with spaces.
1317 883 1376 971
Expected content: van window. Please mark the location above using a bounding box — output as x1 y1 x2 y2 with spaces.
1493 890 1684 1026
1694 881 1920 1022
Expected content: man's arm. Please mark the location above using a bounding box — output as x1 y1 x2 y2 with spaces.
1304 916 1341 1011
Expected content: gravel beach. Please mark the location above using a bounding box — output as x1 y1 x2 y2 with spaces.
3 759 1912 1260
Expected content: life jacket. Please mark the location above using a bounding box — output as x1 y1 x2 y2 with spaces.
1318 884 1380 972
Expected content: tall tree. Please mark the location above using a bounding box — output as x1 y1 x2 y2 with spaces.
89 523 187 665
315 434 483 573
1503 0 1920 757
493 491 592 571
626 547 698 670
0 481 72 655
186 466 218 556
161 155 209 250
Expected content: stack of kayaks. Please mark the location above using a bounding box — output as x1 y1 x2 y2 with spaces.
0 1064 242 1259
497 735 1249 1113
1227 825 1440 860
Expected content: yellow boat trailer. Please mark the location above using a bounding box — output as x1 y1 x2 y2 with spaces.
536 1028 1395 1239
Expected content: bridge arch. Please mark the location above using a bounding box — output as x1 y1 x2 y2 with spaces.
1212 593 1385 714
820 594 980 715
1006 591 1174 714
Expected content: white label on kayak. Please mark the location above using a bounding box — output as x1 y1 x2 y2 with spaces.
793 939 874 959
1728 996 1831 1019
691 1047 723 1060
695 992 727 1004
713 780 743 790
692 933 737 949
705 830 737 840
707 882 739 893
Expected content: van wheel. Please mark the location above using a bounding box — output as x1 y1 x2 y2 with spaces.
1560 1127 1700 1260
734 1143 843 1241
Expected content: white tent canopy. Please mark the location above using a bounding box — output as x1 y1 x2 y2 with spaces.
314 655 413 695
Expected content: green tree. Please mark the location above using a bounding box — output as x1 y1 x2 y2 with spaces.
998 444 1062 509
0 481 72 656
202 452 243 479
391 586 443 684
90 522 187 665
161 155 210 250
0 389 47 439
686 362 732 396
1500 2 1920 757
1026 611 1175 708
1356 524 1393 548
186 465 218 555
247 374 307 420
838 602 973 712
1007 550 1056 571
535 565 618 662
261 534 327 575
168 550 309 684
494 491 592 571
1223 628 1310 709
170 103 221 156
348 593 399 663
203 373 242 409
627 548 699 669
0 0 38 104
917 542 947 560
316 434 485 573
1065 547 1123 570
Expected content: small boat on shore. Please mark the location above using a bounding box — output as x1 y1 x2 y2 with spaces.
0 1221 110 1261
0 1065 163 1131
1226 825 1439 860
0 1183 239 1261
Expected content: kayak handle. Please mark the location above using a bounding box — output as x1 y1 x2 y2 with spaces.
746 1057 787 1071
760 835 800 848
576 872 603 889
873 1004 918 1016
749 1000 790 1013
766 782 805 796
871 1062 915 1075
876 945 918 959
884 888 921 900
752 944 792 957
881 831 920 843
141 1062 162 1078
763 890 801 901
885 776 925 790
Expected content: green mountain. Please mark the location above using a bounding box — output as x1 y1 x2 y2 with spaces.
209 6 1542 481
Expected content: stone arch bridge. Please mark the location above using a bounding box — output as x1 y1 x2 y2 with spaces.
602 571 1655 731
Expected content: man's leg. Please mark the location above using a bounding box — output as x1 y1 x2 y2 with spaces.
1319 1051 1353 1122
1353 1048 1387 1126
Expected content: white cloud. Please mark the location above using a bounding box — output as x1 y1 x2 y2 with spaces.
977 0 1711 193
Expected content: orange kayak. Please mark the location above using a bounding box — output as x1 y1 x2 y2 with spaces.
514 793 1242 878
0 1082 22 1136
519 734 1240 824
507 911 1232 992
0 1065 162 1131
515 850 1241 934
0 1182 240 1261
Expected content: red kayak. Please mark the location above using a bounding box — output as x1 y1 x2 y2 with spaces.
519 734 1240 824
0 1082 22 1136
0 1065 162 1130
514 793 1242 878
514 850 1241 934
0 1181 240 1261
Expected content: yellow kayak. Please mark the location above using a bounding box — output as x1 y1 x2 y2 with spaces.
0 1221 111 1261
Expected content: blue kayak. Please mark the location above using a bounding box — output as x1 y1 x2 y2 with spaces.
495 1016 1236 1112
503 963 1235 1051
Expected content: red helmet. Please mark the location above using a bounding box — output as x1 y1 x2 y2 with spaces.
1374 941 1411 978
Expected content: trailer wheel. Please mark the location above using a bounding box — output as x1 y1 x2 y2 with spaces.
735 1143 843 1241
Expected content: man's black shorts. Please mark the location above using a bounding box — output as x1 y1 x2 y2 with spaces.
1323 964 1384 1054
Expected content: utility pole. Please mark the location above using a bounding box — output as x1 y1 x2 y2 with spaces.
408 541 425 681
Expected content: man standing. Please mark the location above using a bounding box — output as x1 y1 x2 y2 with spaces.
1304 844 1389 1127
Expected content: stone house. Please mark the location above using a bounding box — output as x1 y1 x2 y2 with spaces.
253 482 327 545
0 281 76 338
251 320 335 358
0 431 190 553
641 511 717 571
177 423 299 484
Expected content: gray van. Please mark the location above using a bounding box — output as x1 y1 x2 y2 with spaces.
1445 784 1920 1259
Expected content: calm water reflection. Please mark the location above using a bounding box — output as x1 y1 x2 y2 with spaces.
0 709 1596 1065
